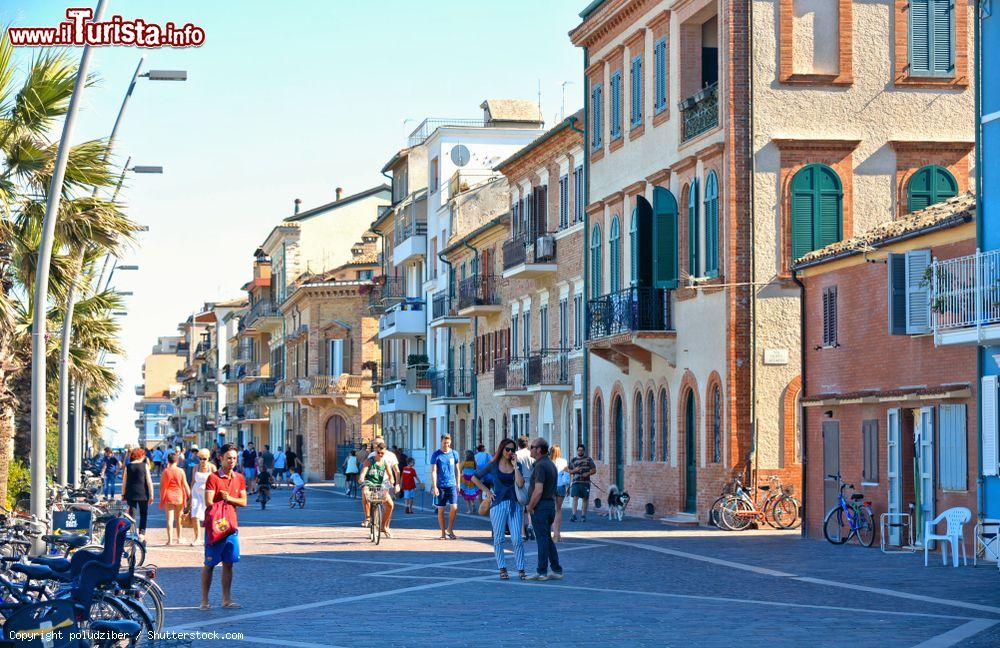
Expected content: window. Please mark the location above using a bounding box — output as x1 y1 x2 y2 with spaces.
647 391 655 462
512 199 521 238
711 385 722 463
328 339 344 376
887 249 932 335
940 403 968 490
909 0 955 77
574 165 584 222
654 36 667 113
573 294 583 348
790 164 843 261
356 269 373 280
635 393 644 461
591 224 603 298
653 187 679 288
540 305 549 350
610 71 623 140
594 396 604 461
659 389 669 462
430 157 439 193
559 299 568 350
687 180 700 277
630 55 643 127
522 311 531 356
704 171 719 277
559 175 569 229
591 83 603 150
907 165 958 212
822 286 838 347
862 419 879 484
609 215 621 292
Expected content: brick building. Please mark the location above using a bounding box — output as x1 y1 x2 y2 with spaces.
570 0 974 522
794 194 978 548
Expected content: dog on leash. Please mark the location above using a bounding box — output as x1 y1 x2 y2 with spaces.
607 485 630 522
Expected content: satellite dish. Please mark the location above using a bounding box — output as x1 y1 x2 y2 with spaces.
451 144 471 167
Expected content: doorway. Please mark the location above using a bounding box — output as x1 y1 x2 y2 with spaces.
887 409 902 545
684 390 697 513
822 420 840 518
613 396 625 489
324 414 347 481
914 406 935 545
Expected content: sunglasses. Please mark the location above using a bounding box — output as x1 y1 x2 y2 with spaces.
503 447 515 453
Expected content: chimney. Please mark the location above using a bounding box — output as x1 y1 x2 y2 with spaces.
294 198 301 215
335 187 343 201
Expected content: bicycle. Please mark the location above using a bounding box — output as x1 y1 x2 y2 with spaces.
257 487 271 510
289 488 305 509
364 485 389 545
346 476 359 499
823 474 875 547
713 475 800 531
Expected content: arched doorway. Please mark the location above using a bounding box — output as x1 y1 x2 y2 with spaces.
684 390 697 513
560 397 571 455
324 414 348 481
613 396 625 489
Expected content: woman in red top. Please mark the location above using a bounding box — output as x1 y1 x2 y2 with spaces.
159 452 191 545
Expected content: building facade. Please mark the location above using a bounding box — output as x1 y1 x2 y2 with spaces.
134 336 185 448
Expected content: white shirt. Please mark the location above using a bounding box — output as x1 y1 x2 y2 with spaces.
290 473 305 487
368 451 399 469
553 457 568 473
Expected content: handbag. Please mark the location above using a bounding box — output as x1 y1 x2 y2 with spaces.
180 507 192 529
204 499 238 545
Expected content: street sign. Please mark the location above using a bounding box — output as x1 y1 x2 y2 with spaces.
51 509 92 538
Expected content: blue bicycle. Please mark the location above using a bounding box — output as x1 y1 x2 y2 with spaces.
823 474 875 546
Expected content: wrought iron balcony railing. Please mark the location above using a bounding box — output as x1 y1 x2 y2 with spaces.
245 377 276 398
458 275 503 310
368 277 406 314
502 233 557 270
494 357 526 391
526 348 570 387
588 286 673 339
432 291 457 320
680 83 718 142
430 369 474 399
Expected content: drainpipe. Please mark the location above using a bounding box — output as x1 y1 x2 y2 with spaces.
792 269 808 538
463 240 480 446
439 249 454 440
973 0 985 521
747 0 760 489
582 45 591 454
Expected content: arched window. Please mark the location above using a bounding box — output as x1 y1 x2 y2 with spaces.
630 209 638 286
609 215 621 293
489 418 496 450
790 164 842 261
635 392 644 461
704 171 719 276
712 385 722 464
687 179 700 277
907 165 958 212
590 224 602 299
659 388 669 462
647 391 656 462
594 396 604 461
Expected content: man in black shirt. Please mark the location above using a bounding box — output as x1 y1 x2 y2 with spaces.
524 438 563 581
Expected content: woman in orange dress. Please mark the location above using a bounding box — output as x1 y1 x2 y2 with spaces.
159 452 191 545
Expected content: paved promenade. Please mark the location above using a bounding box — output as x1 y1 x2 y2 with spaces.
139 484 1000 647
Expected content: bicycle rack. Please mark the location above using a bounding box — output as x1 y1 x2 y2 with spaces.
880 512 916 553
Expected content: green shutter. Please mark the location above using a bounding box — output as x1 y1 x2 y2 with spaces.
910 0 931 74
791 164 842 261
688 180 699 277
704 172 719 276
591 224 602 299
652 187 678 288
907 165 958 212
610 216 621 292
911 0 955 76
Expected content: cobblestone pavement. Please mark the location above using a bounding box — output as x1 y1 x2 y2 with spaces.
139 484 1000 647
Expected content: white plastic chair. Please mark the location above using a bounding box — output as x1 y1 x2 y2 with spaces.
924 507 972 567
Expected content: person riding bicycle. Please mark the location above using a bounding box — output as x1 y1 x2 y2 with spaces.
358 442 395 537
288 468 305 505
255 468 274 503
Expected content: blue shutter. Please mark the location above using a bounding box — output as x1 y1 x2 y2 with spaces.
592 84 603 149
655 38 667 112
910 0 931 75
630 209 638 286
931 0 955 75
610 216 621 292
559 175 569 228
939 404 967 491
591 225 602 299
687 180 699 277
631 56 643 127
610 72 622 139
575 166 584 222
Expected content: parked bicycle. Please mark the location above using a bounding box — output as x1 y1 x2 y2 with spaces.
823 474 875 547
710 475 800 531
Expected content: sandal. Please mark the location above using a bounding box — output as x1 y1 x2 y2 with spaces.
446 532 458 540
518 570 527 581
361 519 370 528
382 529 392 538
500 568 509 581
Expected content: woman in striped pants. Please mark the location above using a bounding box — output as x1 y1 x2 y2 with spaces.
472 438 527 580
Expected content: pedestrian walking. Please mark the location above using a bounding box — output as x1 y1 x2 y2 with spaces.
185 445 200 485
460 450 480 514
121 448 154 542
343 451 360 496
400 458 421 513
190 448 216 547
261 445 275 475
201 444 247 611
524 438 563 581
471 438 527 581
430 435 460 540
160 452 191 546
273 447 287 481
99 447 120 499
242 443 258 493
514 436 535 539
568 444 597 522
151 446 164 477
285 445 297 475
551 445 570 542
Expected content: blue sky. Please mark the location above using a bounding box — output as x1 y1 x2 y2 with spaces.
4 1 585 445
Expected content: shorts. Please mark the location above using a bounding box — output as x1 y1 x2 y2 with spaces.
435 486 457 508
556 484 568 498
403 489 416 500
570 482 591 499
204 533 240 567
244 467 257 480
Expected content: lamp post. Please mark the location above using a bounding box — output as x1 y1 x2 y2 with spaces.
33 0 108 536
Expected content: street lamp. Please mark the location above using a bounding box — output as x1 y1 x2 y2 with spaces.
129 166 163 174
143 70 187 81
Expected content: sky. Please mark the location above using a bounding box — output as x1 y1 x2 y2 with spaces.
5 0 586 446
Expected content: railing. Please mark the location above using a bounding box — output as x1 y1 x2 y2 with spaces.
194 340 211 356
432 291 456 320
458 275 503 310
233 348 255 363
406 364 431 391
526 349 570 387
175 342 190 355
680 83 718 142
407 117 486 146
493 358 509 391
394 209 427 244
430 369 474 399
379 300 424 331
588 287 673 339
247 299 280 324
240 404 264 420
931 249 1000 332
369 277 406 313
246 378 276 398
502 233 557 270
135 385 145 396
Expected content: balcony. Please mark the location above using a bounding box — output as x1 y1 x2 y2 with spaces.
457 275 504 317
493 357 528 397
393 196 428 266
526 349 571 392
587 287 676 371
430 291 471 329
430 369 474 403
243 299 282 333
232 347 255 364
245 377 276 399
134 385 145 396
932 249 1000 345
680 83 718 142
368 277 406 315
378 302 426 340
405 363 432 393
502 233 558 279
175 341 190 356
291 374 369 407
407 117 485 147
238 404 267 422
134 402 144 412
378 380 426 413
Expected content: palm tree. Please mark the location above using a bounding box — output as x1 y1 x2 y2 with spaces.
0 32 137 505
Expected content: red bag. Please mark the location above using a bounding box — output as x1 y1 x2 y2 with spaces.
204 499 238 545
